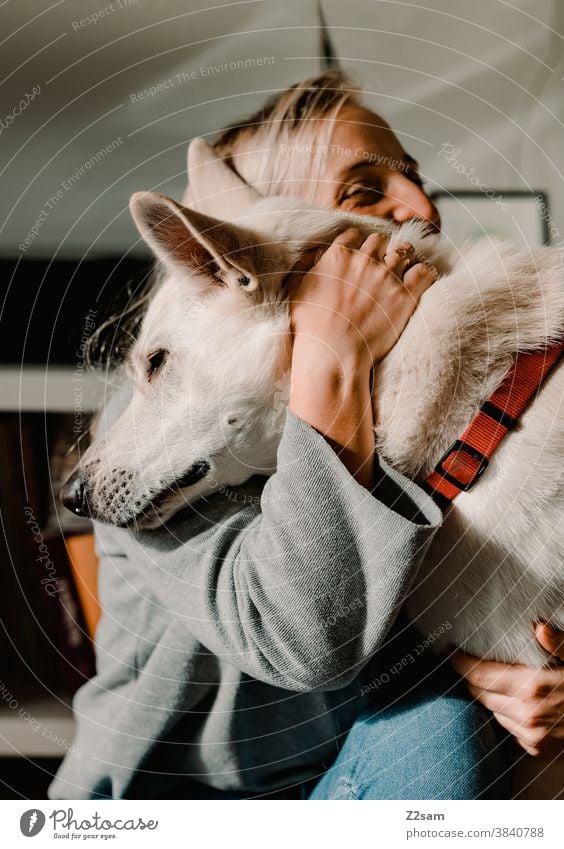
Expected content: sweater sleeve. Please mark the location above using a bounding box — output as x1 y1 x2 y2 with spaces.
95 407 442 692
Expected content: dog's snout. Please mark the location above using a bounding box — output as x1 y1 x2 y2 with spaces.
60 471 90 517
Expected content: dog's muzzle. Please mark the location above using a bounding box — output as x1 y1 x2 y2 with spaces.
60 460 212 526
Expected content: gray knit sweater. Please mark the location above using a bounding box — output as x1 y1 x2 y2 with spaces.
49 405 442 799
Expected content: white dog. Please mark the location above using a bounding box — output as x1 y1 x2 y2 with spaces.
63 138 564 671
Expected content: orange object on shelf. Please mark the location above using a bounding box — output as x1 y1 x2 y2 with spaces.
65 534 100 642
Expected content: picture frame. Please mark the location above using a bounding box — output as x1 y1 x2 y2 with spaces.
430 190 551 249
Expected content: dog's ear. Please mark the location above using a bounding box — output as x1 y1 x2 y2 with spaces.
130 191 260 293
183 137 262 219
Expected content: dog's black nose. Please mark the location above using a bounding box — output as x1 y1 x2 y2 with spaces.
60 472 90 516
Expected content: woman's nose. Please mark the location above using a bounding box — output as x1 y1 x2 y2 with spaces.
389 177 441 228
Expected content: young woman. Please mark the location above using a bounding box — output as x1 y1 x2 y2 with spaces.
50 72 563 801
209 71 564 770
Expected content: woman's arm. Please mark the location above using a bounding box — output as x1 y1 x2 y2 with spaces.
102 407 441 693
288 229 437 488
289 338 375 486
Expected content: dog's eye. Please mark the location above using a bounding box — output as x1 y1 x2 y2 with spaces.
146 348 168 379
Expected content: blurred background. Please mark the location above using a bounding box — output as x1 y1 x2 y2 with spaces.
0 0 563 797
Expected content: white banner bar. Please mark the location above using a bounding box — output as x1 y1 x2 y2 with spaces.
1 799 562 848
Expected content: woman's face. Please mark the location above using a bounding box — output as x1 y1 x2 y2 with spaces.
313 104 440 229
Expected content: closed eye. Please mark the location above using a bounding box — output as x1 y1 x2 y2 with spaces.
146 348 168 379
339 183 384 206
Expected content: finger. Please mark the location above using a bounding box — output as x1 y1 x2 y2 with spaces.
467 683 516 720
451 650 541 697
382 242 417 278
467 683 540 725
490 711 541 755
490 711 564 757
359 232 388 261
402 259 439 294
535 622 564 663
331 227 365 251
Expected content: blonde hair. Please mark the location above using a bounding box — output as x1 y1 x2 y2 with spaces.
212 71 362 202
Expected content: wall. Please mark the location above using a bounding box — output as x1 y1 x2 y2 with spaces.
2 0 562 257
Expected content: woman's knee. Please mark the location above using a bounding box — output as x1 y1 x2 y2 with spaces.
316 691 512 800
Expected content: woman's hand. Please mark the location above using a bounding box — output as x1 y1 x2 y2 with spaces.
288 228 437 367
452 623 564 758
287 228 438 488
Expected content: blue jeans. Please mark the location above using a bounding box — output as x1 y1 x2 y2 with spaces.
308 678 512 799
167 620 514 800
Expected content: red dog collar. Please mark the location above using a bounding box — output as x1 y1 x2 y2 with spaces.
423 342 564 509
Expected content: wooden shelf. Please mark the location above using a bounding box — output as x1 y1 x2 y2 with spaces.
0 366 108 413
0 696 74 758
